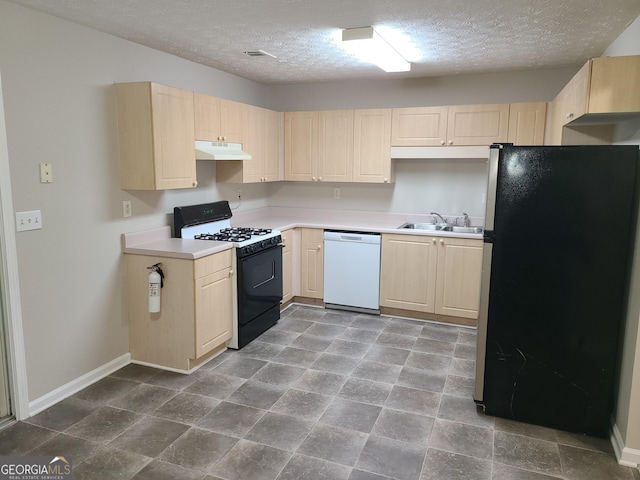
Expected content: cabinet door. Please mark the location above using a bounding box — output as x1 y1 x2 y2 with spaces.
284 111 318 181
434 237 483 319
447 104 509 146
194 267 233 358
508 103 547 145
281 229 294 303
263 108 281 182
353 109 393 183
219 98 245 143
194 92 221 141
561 61 590 125
318 110 353 182
391 106 448 146
151 84 197 190
589 55 640 114
379 234 437 312
300 228 324 299
241 104 265 183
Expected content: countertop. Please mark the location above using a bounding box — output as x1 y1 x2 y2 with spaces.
122 207 484 260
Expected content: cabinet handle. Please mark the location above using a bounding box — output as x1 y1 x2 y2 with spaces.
222 135 227 141
432 238 436 243
566 113 574 119
384 178 388 183
448 140 453 145
440 140 445 145
228 270 234 276
440 239 444 244
192 180 198 187
317 244 322 250
318 177 322 181
312 177 317 181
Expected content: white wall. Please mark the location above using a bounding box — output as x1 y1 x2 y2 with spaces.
0 0 271 401
603 14 640 461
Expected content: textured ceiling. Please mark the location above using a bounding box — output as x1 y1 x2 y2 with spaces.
6 0 640 84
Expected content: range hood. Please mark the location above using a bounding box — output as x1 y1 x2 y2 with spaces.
195 141 252 160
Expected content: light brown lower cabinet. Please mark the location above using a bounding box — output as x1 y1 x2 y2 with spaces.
300 228 324 299
380 234 483 320
281 229 294 304
126 249 233 371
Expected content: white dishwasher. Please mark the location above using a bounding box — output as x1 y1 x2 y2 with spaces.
323 231 381 313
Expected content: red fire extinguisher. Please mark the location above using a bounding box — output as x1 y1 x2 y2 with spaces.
147 263 164 313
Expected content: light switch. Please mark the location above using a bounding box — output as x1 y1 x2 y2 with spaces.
40 163 53 183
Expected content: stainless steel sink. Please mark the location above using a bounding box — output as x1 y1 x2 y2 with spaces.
398 222 483 234
443 226 484 234
398 222 443 231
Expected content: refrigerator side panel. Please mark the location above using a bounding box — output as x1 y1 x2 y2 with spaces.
482 145 638 437
474 145 501 403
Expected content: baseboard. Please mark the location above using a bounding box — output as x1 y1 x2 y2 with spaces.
28 353 131 417
611 419 640 468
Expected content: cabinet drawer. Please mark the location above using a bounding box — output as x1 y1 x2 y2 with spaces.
194 249 232 278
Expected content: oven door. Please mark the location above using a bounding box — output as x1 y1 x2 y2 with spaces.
237 245 283 326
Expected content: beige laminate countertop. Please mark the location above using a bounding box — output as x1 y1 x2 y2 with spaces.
122 207 484 260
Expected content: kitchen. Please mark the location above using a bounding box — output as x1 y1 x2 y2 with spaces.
1 0 640 479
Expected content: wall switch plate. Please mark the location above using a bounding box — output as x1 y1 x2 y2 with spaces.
333 187 340 200
39 163 53 183
16 210 42 232
122 200 132 218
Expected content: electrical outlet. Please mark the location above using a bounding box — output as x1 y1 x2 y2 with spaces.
122 200 132 218
16 210 42 232
237 189 242 201
333 187 340 200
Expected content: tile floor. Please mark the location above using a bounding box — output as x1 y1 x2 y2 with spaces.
1 305 639 480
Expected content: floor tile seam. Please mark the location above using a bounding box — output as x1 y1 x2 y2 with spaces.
554 439 614 455
105 390 183 416
417 446 493 480
491 457 564 479
433 416 495 435
379 404 438 423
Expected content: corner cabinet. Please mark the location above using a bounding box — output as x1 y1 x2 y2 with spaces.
545 55 640 145
507 103 547 145
216 105 282 183
115 82 197 190
125 249 233 371
379 233 483 321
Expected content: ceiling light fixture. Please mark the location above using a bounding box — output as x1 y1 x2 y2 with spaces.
341 26 411 73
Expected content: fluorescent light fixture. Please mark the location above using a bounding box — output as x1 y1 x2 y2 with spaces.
341 26 411 72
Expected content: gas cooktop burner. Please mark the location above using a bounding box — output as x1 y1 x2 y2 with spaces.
194 227 273 243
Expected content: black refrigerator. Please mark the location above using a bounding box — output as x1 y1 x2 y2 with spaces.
474 143 639 437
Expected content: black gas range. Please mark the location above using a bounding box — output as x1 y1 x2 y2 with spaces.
174 201 283 349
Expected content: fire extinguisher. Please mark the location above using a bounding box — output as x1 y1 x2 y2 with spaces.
147 263 164 313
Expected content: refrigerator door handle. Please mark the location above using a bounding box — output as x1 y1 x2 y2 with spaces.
474 241 494 404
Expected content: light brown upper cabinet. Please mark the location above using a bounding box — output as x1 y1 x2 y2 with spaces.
194 92 244 143
391 104 509 147
507 103 547 145
284 110 353 182
115 82 197 190
353 108 394 183
391 106 448 146
216 105 281 183
545 55 640 145
447 104 510 146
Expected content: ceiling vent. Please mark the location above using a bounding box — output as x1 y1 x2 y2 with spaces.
243 50 276 59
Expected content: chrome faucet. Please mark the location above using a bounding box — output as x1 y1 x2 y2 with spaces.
430 212 447 225
462 212 470 227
